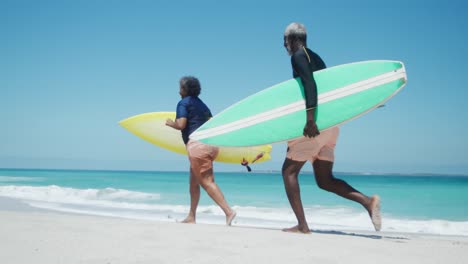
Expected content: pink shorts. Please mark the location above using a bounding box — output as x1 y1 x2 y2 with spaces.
286 127 339 162
186 140 219 175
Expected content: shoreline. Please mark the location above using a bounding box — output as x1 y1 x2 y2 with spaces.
1 196 467 239
1 197 468 264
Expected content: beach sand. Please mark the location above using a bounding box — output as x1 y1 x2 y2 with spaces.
1 198 467 264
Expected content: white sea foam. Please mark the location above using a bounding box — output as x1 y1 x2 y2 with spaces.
0 185 160 206
0 176 44 182
1 185 467 236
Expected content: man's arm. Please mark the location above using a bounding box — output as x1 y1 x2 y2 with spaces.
292 52 320 138
292 52 318 109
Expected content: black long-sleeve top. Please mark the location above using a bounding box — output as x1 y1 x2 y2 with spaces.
291 47 326 109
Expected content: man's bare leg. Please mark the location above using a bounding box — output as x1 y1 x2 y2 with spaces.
281 158 310 233
313 160 381 231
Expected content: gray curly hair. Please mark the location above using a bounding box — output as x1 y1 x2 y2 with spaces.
180 76 201 97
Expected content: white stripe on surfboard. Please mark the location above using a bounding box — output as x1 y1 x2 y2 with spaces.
319 68 406 104
191 68 407 141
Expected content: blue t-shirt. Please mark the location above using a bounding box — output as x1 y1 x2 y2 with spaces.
176 96 212 144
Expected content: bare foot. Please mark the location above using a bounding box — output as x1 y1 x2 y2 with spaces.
226 210 236 226
369 195 382 231
282 225 311 234
179 216 196 224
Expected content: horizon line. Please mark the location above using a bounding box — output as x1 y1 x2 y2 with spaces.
1 167 467 177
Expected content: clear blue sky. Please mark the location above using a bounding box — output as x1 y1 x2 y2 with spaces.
2 0 467 174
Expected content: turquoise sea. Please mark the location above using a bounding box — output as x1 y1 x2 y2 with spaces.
0 168 467 236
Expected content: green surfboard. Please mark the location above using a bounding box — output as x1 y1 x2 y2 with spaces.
190 60 407 147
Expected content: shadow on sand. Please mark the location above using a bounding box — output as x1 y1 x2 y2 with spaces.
312 229 409 241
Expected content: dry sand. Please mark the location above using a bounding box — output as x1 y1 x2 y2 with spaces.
1 198 467 264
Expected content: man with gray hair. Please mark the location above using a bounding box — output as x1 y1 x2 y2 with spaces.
281 22 381 233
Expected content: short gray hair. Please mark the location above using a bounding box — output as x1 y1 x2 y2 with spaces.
284 22 307 43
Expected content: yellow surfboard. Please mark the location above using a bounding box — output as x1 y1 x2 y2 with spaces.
119 112 272 164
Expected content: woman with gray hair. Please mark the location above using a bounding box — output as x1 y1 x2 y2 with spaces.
166 76 236 226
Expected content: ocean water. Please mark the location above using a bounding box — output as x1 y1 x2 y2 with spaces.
0 168 467 236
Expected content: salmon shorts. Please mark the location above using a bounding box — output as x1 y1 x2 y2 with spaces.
186 140 219 175
286 127 339 162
